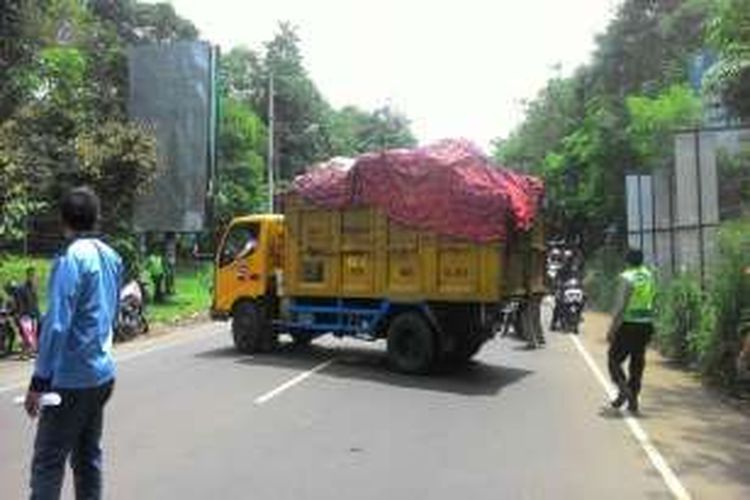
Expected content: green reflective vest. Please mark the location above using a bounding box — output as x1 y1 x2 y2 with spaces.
621 265 656 323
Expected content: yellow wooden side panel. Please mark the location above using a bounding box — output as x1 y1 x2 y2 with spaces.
282 197 533 302
503 223 546 297
385 222 422 296
341 208 375 294
288 206 341 296
436 237 480 296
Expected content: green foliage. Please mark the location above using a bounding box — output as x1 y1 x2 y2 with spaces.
705 0 750 119
0 256 51 309
584 245 623 312
328 105 417 156
216 96 267 223
494 1 713 241
242 23 334 180
0 0 198 243
654 272 712 361
695 222 750 382
654 222 750 385
0 118 49 242
76 121 159 229
146 263 212 324
627 84 702 169
494 75 585 171
109 234 142 282
229 23 418 181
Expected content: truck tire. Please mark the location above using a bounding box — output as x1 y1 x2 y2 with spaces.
232 301 276 353
387 312 436 374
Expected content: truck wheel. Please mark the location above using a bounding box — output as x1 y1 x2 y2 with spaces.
232 301 275 353
387 312 435 374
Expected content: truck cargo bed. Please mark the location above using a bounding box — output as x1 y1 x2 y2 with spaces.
283 196 544 303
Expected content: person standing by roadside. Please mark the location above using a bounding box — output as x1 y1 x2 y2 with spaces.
24 187 122 500
15 267 41 357
145 249 166 303
606 248 656 414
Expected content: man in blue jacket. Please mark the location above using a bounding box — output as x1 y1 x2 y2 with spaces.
24 187 122 500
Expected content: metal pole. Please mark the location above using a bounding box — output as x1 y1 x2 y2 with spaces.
637 174 644 250
208 45 219 252
669 169 676 275
694 130 705 287
267 72 275 214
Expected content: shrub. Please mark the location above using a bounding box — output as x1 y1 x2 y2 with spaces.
656 221 750 387
694 222 750 384
654 272 709 362
584 245 623 312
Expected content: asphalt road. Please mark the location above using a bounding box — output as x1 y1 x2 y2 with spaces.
1 316 676 499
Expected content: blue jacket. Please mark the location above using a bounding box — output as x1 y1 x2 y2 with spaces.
30 237 122 391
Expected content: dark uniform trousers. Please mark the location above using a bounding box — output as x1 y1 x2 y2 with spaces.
608 322 653 398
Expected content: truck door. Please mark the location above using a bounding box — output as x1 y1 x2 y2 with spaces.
214 221 266 313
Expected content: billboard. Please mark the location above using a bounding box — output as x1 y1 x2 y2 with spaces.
128 41 217 232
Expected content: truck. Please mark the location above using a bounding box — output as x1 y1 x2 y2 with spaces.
211 141 545 373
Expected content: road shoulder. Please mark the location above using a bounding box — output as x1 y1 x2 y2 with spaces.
579 311 750 500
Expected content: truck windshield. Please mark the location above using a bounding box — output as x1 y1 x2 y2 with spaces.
219 223 260 268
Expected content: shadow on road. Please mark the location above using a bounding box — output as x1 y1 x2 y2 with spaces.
195 341 533 397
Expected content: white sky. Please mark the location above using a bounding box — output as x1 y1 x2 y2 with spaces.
157 0 621 150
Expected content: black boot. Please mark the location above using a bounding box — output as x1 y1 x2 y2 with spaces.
610 393 628 409
627 396 639 415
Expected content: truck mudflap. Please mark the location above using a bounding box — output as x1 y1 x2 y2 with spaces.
425 302 499 363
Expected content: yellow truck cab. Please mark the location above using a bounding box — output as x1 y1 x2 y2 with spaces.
212 214 284 349
212 202 544 374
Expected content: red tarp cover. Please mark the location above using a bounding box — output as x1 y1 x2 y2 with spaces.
288 139 544 242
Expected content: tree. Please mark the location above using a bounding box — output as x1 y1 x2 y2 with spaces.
0 0 184 243
705 0 750 120
494 0 714 243
246 23 334 180
328 105 417 156
216 97 267 223
0 0 46 118
627 84 702 169
76 121 159 230
220 47 260 105
88 0 198 43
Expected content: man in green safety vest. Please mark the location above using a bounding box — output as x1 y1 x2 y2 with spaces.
606 248 656 414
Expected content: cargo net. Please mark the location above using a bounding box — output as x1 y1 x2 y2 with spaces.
286 139 544 242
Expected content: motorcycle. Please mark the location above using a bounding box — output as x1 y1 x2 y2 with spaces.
557 278 585 334
546 247 563 288
115 280 149 342
496 300 522 339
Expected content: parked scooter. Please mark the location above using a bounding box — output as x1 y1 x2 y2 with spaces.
115 280 149 342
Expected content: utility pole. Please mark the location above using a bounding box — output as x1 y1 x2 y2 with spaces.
267 72 275 213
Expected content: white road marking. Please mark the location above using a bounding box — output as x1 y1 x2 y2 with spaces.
569 334 692 500
254 360 334 405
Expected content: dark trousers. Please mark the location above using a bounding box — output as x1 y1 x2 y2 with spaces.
608 322 653 399
30 381 114 500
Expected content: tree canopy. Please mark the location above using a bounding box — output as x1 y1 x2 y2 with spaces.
2 6 418 244
492 0 749 243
